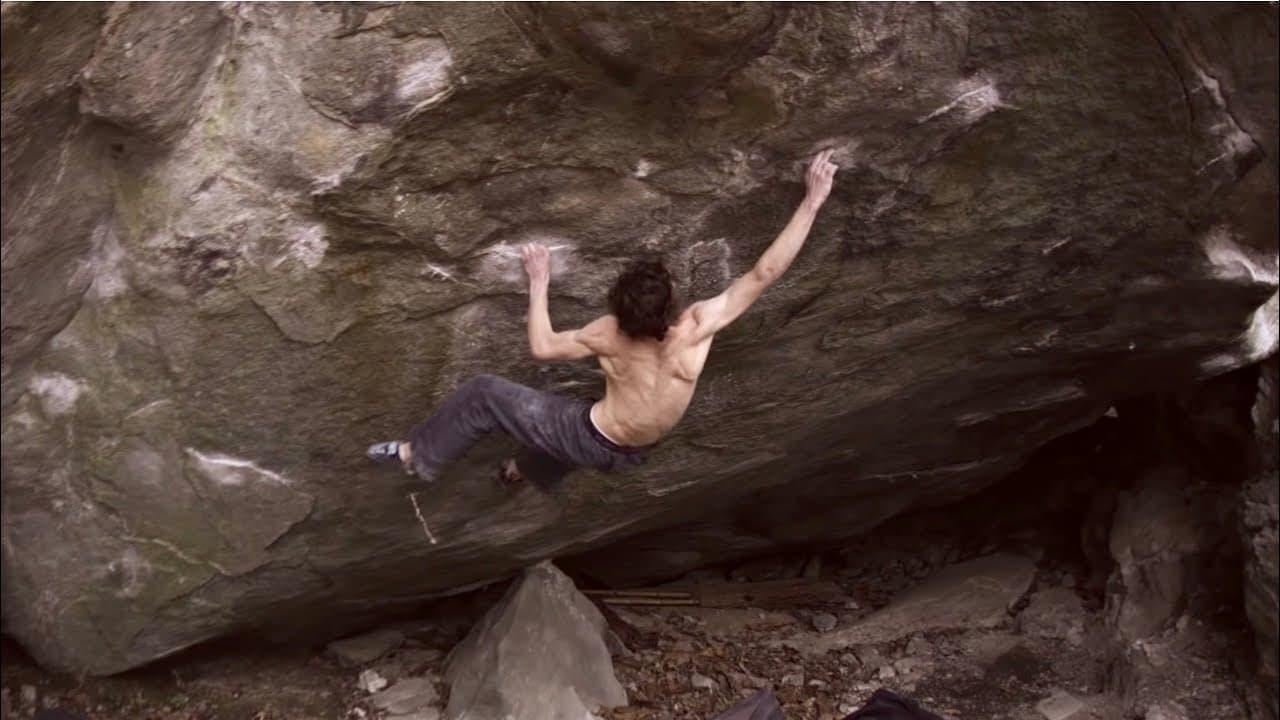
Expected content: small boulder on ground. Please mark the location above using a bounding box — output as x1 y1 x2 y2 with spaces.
1019 587 1087 645
904 634 933 657
371 677 438 716
691 673 718 691
808 553 1037 651
326 629 404 668
811 612 837 633
1144 701 1190 720
856 646 886 670
1036 689 1086 720
444 561 626 720
358 668 388 694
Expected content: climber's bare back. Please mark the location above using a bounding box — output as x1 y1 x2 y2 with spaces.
573 311 713 447
521 149 839 448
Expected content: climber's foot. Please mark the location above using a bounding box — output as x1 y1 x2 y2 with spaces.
369 441 426 485
497 458 524 486
367 441 404 464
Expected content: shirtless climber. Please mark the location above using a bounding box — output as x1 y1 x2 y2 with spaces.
367 150 838 490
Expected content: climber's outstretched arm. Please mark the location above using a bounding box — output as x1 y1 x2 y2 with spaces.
688 149 838 342
522 243 613 361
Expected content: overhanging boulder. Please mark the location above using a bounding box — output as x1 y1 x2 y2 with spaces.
1 3 1276 674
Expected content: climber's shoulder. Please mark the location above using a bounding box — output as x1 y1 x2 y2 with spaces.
577 314 620 354
668 307 713 347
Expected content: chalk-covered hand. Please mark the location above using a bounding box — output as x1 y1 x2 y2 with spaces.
804 149 838 208
521 243 550 287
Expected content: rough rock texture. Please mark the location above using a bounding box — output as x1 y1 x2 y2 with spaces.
1106 613 1248 720
1018 587 1087 647
371 677 439 718
1105 467 1213 641
1035 691 1086 720
806 553 1036 651
1243 357 1279 719
1 4 1277 673
325 628 404 668
443 562 625 720
1087 368 1270 719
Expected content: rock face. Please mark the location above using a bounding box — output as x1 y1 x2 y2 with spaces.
1019 587 1087 647
443 562 625 720
1105 467 1214 641
1243 358 1279 719
1085 367 1273 718
1 4 1277 673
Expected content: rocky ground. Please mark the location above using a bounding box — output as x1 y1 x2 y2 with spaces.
0 584 487 720
600 563 1246 720
0 612 461 720
0 527 1257 720
594 526 1257 720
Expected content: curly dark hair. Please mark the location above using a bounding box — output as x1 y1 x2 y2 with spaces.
607 257 679 341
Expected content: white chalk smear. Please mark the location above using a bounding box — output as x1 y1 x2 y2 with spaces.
423 262 475 287
1244 293 1279 361
919 81 1004 124
1198 294 1278 376
185 448 291 486
290 223 328 269
1202 226 1279 285
396 40 453 103
480 237 576 284
1042 238 1072 255
28 373 84 416
484 242 571 258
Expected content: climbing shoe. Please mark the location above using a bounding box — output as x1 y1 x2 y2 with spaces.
366 440 402 463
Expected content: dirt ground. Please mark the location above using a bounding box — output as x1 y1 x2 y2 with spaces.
0 539 1256 720
2 637 368 720
598 564 1117 720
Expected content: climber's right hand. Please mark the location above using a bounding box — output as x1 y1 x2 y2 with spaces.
804 149 838 208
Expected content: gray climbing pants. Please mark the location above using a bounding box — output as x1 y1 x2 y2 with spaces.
407 374 650 490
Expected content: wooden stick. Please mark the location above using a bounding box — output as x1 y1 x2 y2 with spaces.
584 590 693 599
600 597 698 607
408 492 438 545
